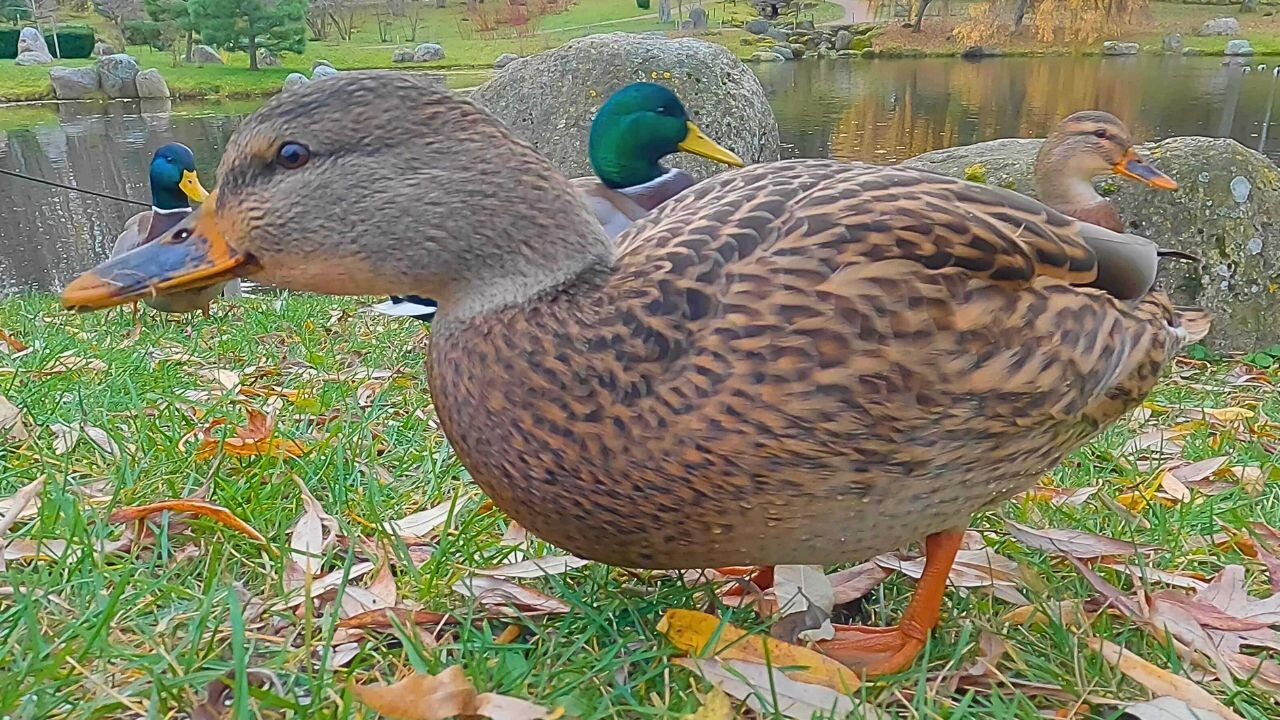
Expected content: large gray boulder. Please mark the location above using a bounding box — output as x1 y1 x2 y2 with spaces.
412 42 445 62
15 27 52 64
903 136 1280 351
49 66 100 99
1225 39 1254 56
283 72 310 91
1102 41 1138 56
190 44 224 64
1197 17 1240 37
135 68 170 98
745 18 770 34
92 41 116 57
494 52 519 69
470 32 780 182
392 47 415 63
96 54 140 98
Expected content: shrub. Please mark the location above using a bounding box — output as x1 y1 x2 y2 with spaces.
123 18 174 49
0 26 19 57
47 25 97 57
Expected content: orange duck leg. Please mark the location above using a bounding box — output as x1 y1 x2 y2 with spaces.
817 530 964 675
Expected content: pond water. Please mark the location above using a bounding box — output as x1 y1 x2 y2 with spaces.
3 55 1280 295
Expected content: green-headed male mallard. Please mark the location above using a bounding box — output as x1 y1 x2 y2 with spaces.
370 81 743 324
111 142 240 329
62 74 1208 676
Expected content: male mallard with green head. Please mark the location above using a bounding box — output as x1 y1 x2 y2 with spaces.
371 82 743 324
111 142 240 329
63 73 1207 677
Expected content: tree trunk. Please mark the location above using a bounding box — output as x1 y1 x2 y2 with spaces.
657 0 670 22
1011 0 1028 30
184 30 194 62
247 18 258 70
911 0 932 32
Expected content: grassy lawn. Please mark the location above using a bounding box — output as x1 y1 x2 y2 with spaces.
0 0 849 101
1 292 1279 718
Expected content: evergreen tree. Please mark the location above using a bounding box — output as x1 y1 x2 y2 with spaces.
144 0 196 60
189 0 304 70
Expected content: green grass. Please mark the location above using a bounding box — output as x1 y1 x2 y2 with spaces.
0 0 846 101
1 292 1279 718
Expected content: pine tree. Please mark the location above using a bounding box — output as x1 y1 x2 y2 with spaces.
188 0 305 70
144 0 197 61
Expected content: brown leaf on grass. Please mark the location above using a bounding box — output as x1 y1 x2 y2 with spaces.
190 668 282 720
875 547 1029 604
1007 521 1154 559
281 561 376 609
350 665 553 720
675 657 861 720
474 555 592 579
1062 555 1143 619
0 328 27 353
0 394 29 443
769 564 835 643
826 561 893 605
452 576 570 617
193 409 308 460
1086 638 1242 720
385 499 457 541
1001 599 1092 628
48 423 79 454
500 522 530 547
1123 429 1186 456
336 607 459 632
1122 697 1232 720
285 480 338 588
0 478 44 533
40 353 107 375
368 559 398 608
1229 466 1268 496
1 538 68 561
108 500 266 543
658 608 861 692
80 425 119 457
196 367 241 393
1169 458 1230 485
1101 564 1209 591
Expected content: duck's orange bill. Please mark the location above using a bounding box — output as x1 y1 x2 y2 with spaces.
1114 148 1178 191
61 201 252 311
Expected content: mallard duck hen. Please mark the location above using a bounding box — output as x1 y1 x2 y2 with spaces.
371 82 743 324
112 143 240 329
1035 110 1177 231
62 73 1207 676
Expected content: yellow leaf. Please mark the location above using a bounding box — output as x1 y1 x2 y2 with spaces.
1087 638 1243 720
682 685 734 720
1204 407 1254 423
657 609 860 693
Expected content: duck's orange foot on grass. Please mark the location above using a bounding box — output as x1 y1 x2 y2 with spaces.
816 529 965 676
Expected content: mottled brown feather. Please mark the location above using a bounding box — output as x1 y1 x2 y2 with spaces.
431 160 1187 569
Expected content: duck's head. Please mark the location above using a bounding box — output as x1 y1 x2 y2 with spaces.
588 82 744 189
1035 111 1177 199
62 72 614 323
149 142 209 210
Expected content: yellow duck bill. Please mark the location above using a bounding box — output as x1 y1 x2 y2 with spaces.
677 121 745 167
61 203 253 311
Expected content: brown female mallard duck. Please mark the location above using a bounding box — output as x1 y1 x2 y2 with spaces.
1034 110 1177 231
61 73 1207 676
113 142 240 329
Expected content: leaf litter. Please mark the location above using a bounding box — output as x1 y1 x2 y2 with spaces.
350 665 555 720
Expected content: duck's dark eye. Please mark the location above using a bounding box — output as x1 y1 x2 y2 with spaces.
1093 128 1108 139
276 142 310 170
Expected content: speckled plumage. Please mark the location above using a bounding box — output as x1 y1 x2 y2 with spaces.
62 74 1203 574
432 159 1191 569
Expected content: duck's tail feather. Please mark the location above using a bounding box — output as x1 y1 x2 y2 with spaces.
1158 248 1202 266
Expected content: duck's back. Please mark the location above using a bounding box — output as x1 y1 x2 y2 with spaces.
432 160 1185 569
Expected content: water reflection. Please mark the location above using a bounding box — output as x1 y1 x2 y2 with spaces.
758 56 1280 163
0 99 240 295
4 55 1280 294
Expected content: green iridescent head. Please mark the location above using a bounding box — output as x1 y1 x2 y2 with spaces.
587 82 744 189
149 142 209 210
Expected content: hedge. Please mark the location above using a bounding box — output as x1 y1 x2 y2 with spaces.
0 24 95 60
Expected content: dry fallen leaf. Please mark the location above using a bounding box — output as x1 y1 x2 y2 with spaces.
676 657 861 720
0 328 27 353
108 500 266 543
0 477 44 533
194 409 308 460
452 575 571 616
770 564 835 643
190 668 282 720
1087 638 1242 720
1122 697 1230 720
475 555 591 579
286 480 338 586
1007 521 1153 559
41 353 107 375
876 547 1029 604
1124 428 1186 456
350 665 553 720
47 423 80 454
197 367 241 393
680 684 734 720
825 561 893 605
0 394 29 443
658 608 860 693
336 607 459 632
385 500 457 541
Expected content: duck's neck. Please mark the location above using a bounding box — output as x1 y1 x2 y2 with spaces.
1036 172 1106 211
151 184 190 212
